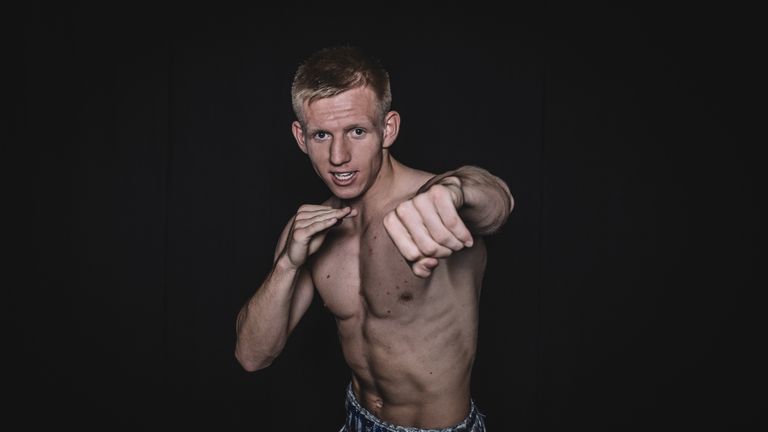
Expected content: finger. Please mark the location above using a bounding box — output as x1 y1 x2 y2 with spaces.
295 207 351 228
308 227 332 255
383 212 423 262
395 202 452 258
307 217 343 255
412 257 439 278
292 216 340 244
332 207 358 228
434 198 474 247
412 195 466 251
296 204 334 214
295 208 337 223
295 206 343 221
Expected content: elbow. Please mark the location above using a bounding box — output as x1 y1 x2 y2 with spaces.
235 348 278 372
241 360 272 373
496 175 514 214
493 179 514 229
474 193 513 236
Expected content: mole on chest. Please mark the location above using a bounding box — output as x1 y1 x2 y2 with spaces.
317 222 430 313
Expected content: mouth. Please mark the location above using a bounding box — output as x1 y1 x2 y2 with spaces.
330 170 358 185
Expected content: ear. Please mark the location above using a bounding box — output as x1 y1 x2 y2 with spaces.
292 120 308 154
382 111 400 149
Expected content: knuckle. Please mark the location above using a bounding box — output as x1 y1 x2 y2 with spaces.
403 249 420 261
434 231 451 244
292 229 305 241
428 184 446 197
396 201 414 215
442 213 460 227
436 247 453 257
422 245 438 256
413 264 430 278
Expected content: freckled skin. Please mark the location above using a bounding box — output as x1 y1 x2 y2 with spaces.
289 87 493 429
235 59 514 432
311 194 487 429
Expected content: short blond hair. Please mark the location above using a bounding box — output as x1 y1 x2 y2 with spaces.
291 45 392 126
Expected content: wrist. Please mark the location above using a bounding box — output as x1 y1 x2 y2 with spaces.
438 176 465 208
274 253 302 274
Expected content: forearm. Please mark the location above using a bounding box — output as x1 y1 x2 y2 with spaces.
235 255 301 371
419 165 514 235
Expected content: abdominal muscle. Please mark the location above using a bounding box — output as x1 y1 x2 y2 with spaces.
313 227 485 429
339 303 477 429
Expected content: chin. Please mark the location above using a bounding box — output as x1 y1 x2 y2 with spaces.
322 175 367 200
330 188 363 200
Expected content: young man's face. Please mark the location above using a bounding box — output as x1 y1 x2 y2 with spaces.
292 86 398 200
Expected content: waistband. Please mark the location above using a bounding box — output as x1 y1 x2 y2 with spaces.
343 383 485 432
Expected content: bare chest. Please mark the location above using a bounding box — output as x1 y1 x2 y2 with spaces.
310 222 430 320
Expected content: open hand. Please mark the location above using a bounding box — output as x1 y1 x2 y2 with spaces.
281 205 357 269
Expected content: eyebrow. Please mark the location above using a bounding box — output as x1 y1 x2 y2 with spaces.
305 127 332 137
307 124 370 136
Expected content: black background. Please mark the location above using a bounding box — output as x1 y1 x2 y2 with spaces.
10 4 762 430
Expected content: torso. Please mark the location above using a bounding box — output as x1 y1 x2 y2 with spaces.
308 175 487 429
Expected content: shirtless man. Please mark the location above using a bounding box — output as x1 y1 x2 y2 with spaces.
235 46 513 432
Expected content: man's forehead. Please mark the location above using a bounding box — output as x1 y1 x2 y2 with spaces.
304 87 376 110
303 91 378 129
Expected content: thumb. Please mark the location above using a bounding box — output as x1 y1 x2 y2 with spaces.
308 230 330 256
412 257 439 278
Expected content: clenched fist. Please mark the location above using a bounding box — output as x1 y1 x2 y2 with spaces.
383 177 473 278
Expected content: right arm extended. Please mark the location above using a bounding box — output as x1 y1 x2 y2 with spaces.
234 205 356 371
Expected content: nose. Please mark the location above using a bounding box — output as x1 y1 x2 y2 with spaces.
329 137 351 166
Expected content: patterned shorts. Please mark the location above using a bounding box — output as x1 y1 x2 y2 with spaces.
339 383 487 432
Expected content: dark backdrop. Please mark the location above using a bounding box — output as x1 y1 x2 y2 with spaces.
11 4 761 430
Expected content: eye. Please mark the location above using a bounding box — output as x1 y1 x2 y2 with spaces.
351 128 366 137
313 131 330 140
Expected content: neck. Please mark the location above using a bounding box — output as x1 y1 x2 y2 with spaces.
341 151 401 223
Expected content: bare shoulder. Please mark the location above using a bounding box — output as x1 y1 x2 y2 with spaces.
398 166 437 196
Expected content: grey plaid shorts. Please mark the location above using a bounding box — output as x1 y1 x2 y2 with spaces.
339 383 487 432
